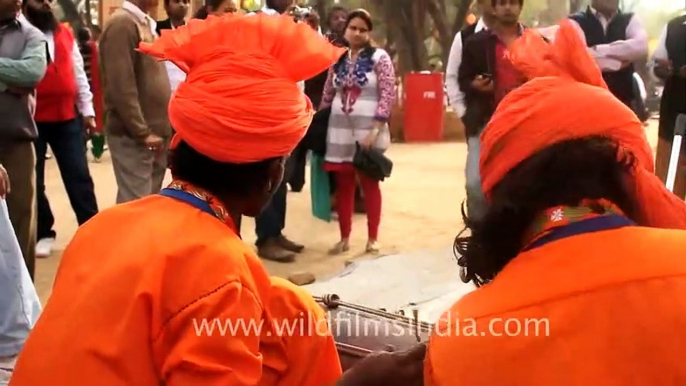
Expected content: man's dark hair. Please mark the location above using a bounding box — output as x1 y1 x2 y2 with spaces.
327 5 347 24
455 136 639 287
491 0 524 7
169 139 278 198
77 27 92 54
76 27 91 42
265 0 289 14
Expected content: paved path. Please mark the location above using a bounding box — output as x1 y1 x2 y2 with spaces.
35 141 467 303
35 120 662 311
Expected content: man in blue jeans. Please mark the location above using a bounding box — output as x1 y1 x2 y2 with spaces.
0 165 41 385
22 0 99 258
253 0 305 262
453 0 526 224
445 0 495 224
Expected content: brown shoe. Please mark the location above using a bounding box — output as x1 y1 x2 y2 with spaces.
258 238 296 263
328 239 350 256
277 235 304 253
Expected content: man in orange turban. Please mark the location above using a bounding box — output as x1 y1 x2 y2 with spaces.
7 13 425 386
424 20 686 386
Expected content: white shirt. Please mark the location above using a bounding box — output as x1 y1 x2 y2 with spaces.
259 6 279 15
444 18 487 118
44 31 95 117
122 1 157 37
569 8 648 72
162 23 187 94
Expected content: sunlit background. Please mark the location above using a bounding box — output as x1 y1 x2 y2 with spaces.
50 0 682 75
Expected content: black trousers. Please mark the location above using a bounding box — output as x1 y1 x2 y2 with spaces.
288 143 308 192
255 179 287 245
34 118 99 239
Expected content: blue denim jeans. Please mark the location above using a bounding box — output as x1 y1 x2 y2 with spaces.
465 136 487 223
34 118 99 240
255 179 287 245
0 200 41 359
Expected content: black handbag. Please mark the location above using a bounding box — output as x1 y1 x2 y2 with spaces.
302 106 330 156
352 142 393 181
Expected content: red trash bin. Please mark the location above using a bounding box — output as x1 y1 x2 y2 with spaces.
403 71 445 142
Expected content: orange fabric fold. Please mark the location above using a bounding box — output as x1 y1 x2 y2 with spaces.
138 14 346 163
479 20 686 229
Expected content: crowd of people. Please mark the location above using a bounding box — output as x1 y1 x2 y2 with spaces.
445 0 661 224
0 0 685 384
0 0 399 383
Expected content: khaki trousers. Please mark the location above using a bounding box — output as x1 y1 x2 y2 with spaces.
0 141 36 280
108 135 169 204
0 355 17 386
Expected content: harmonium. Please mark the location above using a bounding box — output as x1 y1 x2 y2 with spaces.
314 294 434 371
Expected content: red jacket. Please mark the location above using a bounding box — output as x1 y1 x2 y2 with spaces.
35 25 78 123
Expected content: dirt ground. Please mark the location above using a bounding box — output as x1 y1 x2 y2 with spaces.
34 120 661 303
34 141 467 303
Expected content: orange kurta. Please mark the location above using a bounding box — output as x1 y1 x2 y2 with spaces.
9 196 341 386
425 226 686 385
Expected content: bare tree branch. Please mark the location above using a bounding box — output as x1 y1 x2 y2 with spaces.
451 0 473 37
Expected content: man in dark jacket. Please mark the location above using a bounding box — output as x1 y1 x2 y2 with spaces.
157 0 188 94
458 0 525 223
568 0 648 107
156 0 188 35
653 12 686 198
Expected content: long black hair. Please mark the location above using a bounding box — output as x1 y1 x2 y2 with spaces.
455 136 640 287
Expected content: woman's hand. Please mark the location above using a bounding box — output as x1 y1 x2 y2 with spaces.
335 343 427 386
360 122 383 150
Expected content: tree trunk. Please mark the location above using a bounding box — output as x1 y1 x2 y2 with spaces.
84 0 92 26
315 0 328 23
451 0 472 37
426 0 471 71
569 0 584 13
383 0 429 74
540 0 568 26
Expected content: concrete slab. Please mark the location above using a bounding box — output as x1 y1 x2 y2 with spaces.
304 247 476 324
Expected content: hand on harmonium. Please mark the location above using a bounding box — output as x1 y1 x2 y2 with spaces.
335 343 427 386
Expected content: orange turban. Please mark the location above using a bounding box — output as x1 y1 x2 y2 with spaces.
138 14 346 163
480 20 686 229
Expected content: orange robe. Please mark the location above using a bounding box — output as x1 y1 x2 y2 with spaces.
425 226 686 385
9 196 342 386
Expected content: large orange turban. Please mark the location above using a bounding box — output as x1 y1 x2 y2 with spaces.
480 20 686 229
138 14 346 163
